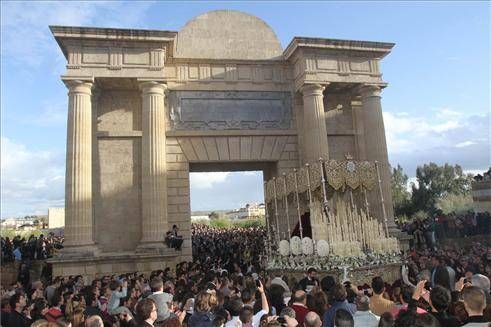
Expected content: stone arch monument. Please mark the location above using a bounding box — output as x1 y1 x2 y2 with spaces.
50 10 397 279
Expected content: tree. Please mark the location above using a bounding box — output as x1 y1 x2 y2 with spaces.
410 163 472 215
208 211 220 220
436 193 473 215
391 164 412 217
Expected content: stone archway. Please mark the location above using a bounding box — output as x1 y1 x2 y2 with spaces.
49 10 397 279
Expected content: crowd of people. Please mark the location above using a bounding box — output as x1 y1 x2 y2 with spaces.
192 225 267 272
0 224 489 327
1 234 64 263
0 253 489 327
399 212 490 251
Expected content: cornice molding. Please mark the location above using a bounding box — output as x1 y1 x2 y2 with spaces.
284 37 395 60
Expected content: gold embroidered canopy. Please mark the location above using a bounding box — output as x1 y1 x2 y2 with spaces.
265 159 377 203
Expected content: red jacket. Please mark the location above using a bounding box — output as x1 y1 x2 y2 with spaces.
291 304 309 325
45 307 63 322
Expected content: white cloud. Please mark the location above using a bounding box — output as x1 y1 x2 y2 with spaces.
455 141 477 148
384 107 490 176
190 172 231 189
1 2 154 73
1 137 65 218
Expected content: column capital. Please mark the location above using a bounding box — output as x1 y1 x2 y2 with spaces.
138 79 167 96
62 78 94 95
356 84 385 98
300 83 328 97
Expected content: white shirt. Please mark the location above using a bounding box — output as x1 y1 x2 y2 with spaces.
225 316 241 327
353 310 380 327
225 310 267 327
252 309 268 327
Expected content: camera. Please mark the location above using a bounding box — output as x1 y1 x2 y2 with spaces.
256 280 261 288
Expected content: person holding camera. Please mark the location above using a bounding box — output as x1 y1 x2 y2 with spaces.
108 279 128 315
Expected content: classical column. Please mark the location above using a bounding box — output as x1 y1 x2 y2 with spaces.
63 79 98 255
301 84 330 163
359 85 396 231
138 81 168 251
301 84 330 241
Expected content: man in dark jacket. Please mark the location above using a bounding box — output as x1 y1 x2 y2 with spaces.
298 267 319 293
429 286 460 327
7 293 32 327
135 298 158 327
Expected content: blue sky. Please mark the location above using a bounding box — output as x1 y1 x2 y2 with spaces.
1 1 489 217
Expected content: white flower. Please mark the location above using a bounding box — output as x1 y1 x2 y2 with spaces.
290 236 302 255
279 240 290 256
317 240 330 257
302 237 314 255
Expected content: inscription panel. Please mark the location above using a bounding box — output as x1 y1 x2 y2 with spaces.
169 91 292 130
123 48 149 65
82 47 109 64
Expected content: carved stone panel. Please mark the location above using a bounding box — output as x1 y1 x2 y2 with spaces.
169 91 292 130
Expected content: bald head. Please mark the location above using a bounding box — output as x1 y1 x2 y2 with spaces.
293 290 307 304
471 274 490 293
304 311 322 327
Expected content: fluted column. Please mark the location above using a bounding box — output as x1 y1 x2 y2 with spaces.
301 84 330 241
360 85 396 231
301 84 330 163
138 81 168 251
63 79 97 254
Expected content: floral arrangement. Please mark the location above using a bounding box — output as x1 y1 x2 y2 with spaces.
267 249 401 272
278 240 290 256
316 240 330 257
301 237 314 255
290 236 302 255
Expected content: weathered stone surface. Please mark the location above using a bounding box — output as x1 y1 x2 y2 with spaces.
169 91 292 130
50 10 396 277
176 10 283 60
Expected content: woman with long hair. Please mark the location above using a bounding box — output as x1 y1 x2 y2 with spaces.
69 306 85 327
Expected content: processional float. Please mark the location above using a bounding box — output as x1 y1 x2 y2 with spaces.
263 157 401 271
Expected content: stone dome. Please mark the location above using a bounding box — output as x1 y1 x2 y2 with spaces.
176 10 283 60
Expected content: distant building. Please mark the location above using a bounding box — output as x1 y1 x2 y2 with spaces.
227 203 265 220
191 215 210 222
1 218 19 228
48 208 65 229
0 216 41 229
472 168 491 213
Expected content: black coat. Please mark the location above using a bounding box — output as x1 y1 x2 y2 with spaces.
6 310 32 327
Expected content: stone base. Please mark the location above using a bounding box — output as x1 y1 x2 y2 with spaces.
268 263 401 285
48 251 191 283
135 242 171 255
58 244 100 258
